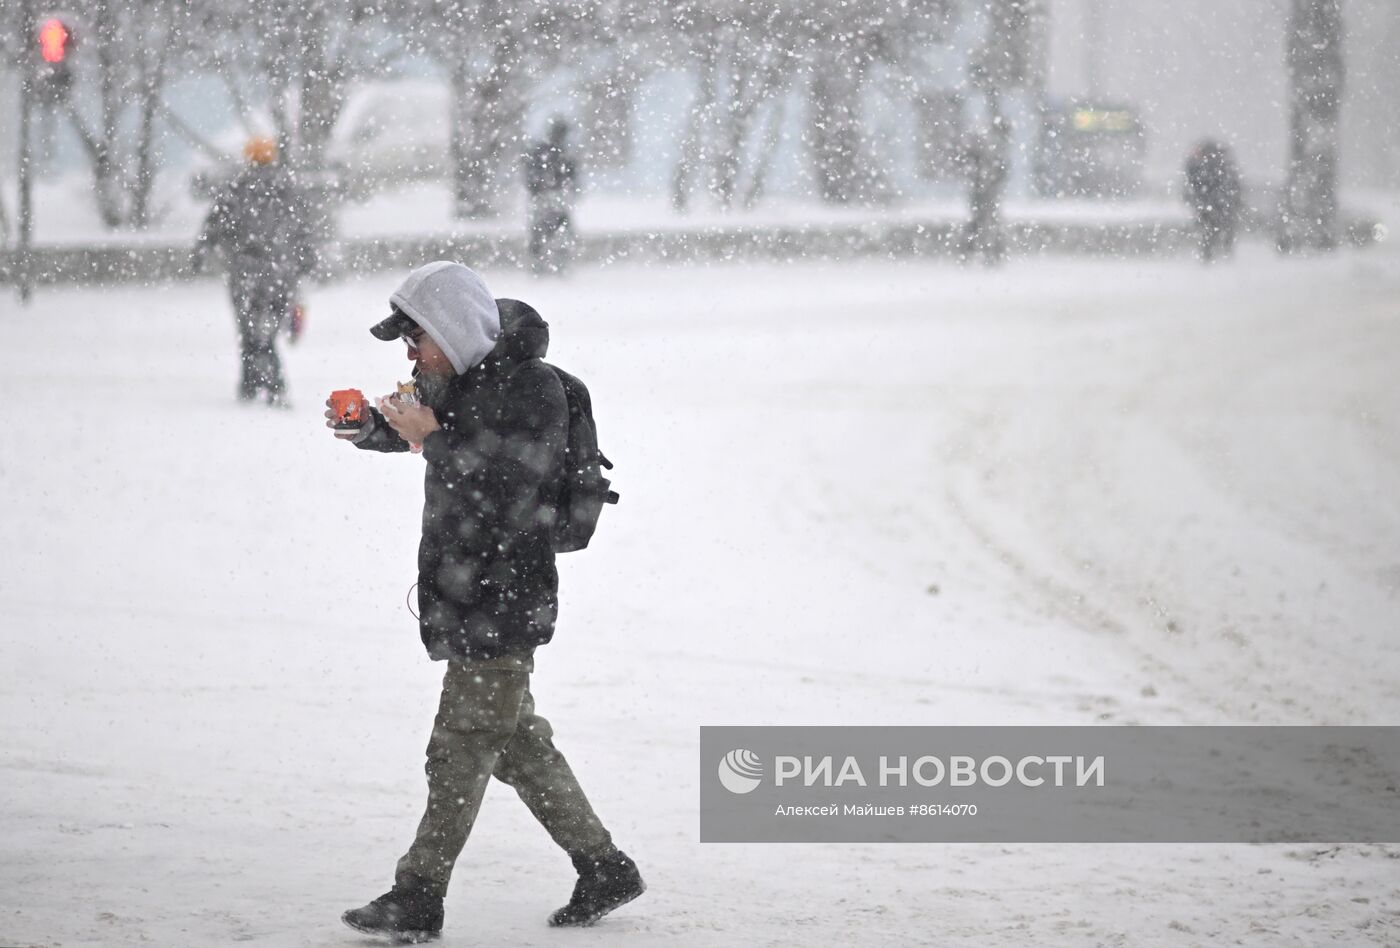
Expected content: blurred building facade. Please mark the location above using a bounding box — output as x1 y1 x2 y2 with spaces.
1045 0 1399 191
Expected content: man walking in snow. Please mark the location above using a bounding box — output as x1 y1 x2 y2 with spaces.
329 261 643 942
1183 139 1243 263
192 137 317 406
523 118 580 274
960 133 1007 267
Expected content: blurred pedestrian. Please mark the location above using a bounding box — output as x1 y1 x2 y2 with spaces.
523 118 580 275
1183 140 1242 263
959 134 1007 267
192 137 318 406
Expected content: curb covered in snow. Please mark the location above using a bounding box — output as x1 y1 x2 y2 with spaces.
0 214 1379 288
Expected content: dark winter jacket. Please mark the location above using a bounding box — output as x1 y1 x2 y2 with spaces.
195 164 318 287
524 142 578 196
967 140 1006 224
356 300 568 661
1183 144 1242 225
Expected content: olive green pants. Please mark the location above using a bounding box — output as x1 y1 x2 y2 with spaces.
395 653 614 887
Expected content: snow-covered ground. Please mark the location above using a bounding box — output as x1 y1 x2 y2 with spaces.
2 235 1399 946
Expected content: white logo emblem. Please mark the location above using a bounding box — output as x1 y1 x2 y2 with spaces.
718 749 763 794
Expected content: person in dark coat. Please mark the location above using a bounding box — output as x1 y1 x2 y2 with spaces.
523 118 580 274
1183 139 1243 263
192 137 317 405
959 133 1008 267
330 262 643 942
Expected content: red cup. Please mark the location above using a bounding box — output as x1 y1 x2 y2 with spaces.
329 388 366 430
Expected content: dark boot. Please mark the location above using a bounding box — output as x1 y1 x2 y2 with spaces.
548 849 645 927
237 352 258 402
342 872 445 943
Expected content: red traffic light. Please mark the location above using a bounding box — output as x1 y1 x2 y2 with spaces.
38 17 70 64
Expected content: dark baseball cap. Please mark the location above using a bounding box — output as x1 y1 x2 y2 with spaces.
369 305 416 341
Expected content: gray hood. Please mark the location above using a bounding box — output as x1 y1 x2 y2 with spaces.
388 261 501 375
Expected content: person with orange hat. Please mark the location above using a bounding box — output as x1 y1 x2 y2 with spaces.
192 136 318 406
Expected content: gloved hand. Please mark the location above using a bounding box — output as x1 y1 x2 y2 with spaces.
324 399 376 443
288 302 306 344
350 412 378 445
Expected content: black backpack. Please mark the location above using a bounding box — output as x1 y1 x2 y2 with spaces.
546 364 618 552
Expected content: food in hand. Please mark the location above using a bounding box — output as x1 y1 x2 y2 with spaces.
375 382 425 454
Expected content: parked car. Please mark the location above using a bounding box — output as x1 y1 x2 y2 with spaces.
1034 100 1146 199
188 80 450 204
326 80 450 199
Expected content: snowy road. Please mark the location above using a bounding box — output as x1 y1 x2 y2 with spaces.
3 238 1399 946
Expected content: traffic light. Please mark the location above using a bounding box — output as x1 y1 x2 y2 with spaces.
34 16 74 105
38 17 70 63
